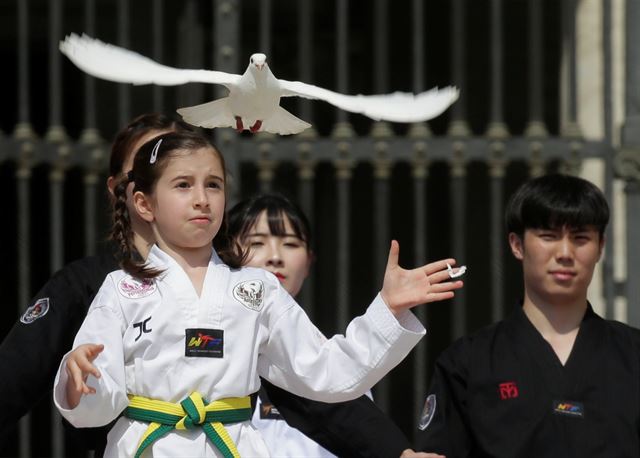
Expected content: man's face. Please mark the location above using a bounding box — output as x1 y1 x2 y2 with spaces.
509 226 604 306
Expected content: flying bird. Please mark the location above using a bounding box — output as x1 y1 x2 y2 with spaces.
60 33 459 135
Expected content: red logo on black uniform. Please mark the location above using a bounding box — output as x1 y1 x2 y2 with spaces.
498 381 519 400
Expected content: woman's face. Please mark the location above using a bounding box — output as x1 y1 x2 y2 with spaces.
241 210 312 297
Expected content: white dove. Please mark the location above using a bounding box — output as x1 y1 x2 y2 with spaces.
60 33 459 135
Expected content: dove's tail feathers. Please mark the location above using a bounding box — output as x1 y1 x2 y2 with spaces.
261 107 311 135
177 98 236 129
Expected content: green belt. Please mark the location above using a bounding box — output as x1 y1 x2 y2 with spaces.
124 392 252 458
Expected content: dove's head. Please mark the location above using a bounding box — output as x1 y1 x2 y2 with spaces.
249 53 267 71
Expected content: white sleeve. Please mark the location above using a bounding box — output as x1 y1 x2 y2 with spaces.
258 290 425 403
53 279 129 428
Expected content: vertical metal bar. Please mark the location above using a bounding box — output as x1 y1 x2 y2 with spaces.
257 141 274 192
624 180 640 327
602 0 615 317
50 145 68 458
412 0 425 94
297 0 313 122
374 0 388 93
16 0 30 128
178 0 204 108
448 0 471 136
214 0 240 201
335 0 348 124
487 0 509 138
84 148 104 256
619 0 640 327
450 143 467 339
117 0 131 127
561 0 581 137
411 143 429 441
489 146 506 322
46 0 66 143
525 0 548 137
335 148 352 330
260 0 271 57
297 144 315 318
81 0 101 145
16 142 33 458
152 0 164 112
84 0 96 128
373 147 391 413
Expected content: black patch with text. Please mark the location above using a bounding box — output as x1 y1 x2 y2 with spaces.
553 400 585 418
185 328 224 358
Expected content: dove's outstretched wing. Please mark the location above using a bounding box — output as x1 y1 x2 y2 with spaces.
278 80 459 123
59 33 241 88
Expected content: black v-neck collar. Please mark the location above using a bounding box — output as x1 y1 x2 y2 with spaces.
504 303 605 396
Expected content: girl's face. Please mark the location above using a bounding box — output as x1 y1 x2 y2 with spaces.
135 147 226 257
242 211 312 297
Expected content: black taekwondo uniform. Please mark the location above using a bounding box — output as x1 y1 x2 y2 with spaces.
0 245 411 457
416 303 640 458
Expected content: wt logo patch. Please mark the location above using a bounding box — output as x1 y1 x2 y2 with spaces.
553 400 585 418
118 276 156 299
233 280 264 311
498 381 519 400
185 328 224 358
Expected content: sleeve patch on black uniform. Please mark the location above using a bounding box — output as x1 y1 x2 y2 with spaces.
20 298 50 324
418 394 437 430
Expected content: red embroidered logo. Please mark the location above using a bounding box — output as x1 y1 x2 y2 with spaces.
498 381 519 400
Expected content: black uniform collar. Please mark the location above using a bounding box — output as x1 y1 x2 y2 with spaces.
505 301 606 395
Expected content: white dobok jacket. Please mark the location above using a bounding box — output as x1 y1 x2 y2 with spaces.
54 245 425 457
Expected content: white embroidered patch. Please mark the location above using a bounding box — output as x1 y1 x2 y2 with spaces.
233 280 264 311
20 298 50 324
118 276 157 299
418 394 437 431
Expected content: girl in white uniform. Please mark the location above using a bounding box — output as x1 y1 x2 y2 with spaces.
53 131 464 457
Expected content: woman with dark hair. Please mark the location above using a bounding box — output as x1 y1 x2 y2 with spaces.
227 193 442 458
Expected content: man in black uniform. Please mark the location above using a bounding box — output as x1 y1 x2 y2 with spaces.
416 173 640 457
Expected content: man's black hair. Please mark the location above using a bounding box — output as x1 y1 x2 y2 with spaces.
505 173 610 238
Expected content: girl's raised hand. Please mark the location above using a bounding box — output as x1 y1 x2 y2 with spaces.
381 240 463 315
64 343 104 408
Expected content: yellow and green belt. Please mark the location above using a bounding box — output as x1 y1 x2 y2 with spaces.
125 392 252 458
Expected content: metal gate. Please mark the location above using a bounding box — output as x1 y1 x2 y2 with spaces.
1 0 639 456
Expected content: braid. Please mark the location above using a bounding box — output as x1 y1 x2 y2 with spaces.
110 177 136 274
110 176 163 280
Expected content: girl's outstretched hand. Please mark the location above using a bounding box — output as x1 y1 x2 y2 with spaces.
64 343 104 409
381 240 463 315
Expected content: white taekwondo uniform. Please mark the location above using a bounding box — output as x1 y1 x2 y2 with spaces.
54 245 425 457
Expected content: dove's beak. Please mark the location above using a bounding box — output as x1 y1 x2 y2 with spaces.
256 64 264 70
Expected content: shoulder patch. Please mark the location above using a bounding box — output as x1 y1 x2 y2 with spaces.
233 280 264 311
117 276 157 299
20 298 50 324
418 394 437 431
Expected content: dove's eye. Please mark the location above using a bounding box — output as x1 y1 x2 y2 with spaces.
250 57 254 64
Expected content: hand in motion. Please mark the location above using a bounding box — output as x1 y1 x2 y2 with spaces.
400 449 446 458
59 34 459 135
381 240 463 315
64 343 103 408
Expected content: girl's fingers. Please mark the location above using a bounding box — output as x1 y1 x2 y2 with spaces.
67 359 86 392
